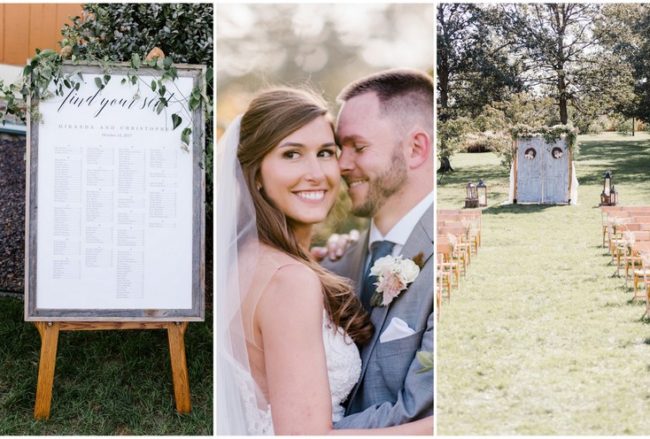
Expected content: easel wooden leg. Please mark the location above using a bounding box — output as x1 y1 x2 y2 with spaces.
167 322 191 414
34 322 60 420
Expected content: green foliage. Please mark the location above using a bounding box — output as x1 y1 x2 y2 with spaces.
0 4 214 217
464 132 512 169
600 4 650 123
490 93 559 128
437 4 524 164
510 124 579 153
500 4 637 125
616 118 634 134
437 4 524 120
584 116 608 135
437 117 472 162
60 4 212 67
445 93 562 170
61 3 214 217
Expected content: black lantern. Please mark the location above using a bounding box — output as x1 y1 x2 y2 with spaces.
600 170 616 206
603 170 612 197
610 185 618 206
465 182 478 208
477 179 487 207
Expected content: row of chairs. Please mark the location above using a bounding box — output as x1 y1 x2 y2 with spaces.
436 209 482 319
601 206 650 314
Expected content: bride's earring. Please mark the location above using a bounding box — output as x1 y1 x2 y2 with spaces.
256 182 262 191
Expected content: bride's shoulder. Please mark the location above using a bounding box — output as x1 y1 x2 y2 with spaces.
257 245 322 310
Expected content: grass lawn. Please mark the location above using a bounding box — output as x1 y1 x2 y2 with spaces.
437 132 650 435
0 297 212 435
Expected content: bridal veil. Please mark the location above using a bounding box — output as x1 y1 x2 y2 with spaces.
216 116 270 434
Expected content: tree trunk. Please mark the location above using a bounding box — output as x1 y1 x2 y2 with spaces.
558 71 568 125
438 156 454 173
555 5 569 125
439 64 449 113
437 4 450 113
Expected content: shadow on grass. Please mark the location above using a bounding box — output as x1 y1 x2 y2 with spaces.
577 138 650 186
437 166 509 187
481 203 558 216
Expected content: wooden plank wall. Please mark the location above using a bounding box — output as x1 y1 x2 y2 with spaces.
0 4 82 66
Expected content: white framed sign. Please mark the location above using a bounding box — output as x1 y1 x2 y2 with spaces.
25 62 205 321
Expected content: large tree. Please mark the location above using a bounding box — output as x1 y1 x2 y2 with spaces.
600 4 650 124
436 4 521 171
499 3 633 125
437 4 522 120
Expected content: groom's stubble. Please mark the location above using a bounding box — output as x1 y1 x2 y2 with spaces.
348 142 408 218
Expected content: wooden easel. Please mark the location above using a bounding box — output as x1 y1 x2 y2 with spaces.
33 321 191 420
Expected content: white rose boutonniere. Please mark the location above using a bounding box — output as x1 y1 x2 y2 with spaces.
370 255 420 307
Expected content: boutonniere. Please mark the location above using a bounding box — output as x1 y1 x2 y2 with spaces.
370 255 420 307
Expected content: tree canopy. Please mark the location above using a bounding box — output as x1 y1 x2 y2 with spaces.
436 3 648 171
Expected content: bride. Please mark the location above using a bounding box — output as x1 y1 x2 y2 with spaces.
216 87 433 435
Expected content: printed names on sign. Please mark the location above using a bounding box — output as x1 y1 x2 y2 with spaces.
27 64 204 320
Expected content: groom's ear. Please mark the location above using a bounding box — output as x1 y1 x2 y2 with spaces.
406 129 431 170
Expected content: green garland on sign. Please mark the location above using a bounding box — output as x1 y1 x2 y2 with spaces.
510 124 579 154
0 48 211 150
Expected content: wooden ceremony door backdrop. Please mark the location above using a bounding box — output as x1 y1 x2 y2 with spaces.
516 137 570 204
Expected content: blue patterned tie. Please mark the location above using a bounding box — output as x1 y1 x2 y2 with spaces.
361 240 395 311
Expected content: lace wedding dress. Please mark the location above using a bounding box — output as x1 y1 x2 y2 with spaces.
241 247 362 435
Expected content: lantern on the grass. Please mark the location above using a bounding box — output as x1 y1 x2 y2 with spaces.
464 182 478 208
603 170 612 196
600 170 616 206
477 179 487 207
610 185 618 206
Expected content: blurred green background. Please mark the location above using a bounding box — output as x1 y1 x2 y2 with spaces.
216 3 433 244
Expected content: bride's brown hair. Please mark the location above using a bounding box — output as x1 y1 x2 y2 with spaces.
238 87 373 345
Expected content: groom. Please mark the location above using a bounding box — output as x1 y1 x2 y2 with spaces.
324 69 434 428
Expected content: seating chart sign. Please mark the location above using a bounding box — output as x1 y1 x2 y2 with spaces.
25 63 205 321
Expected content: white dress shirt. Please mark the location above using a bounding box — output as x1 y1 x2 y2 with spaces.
367 192 434 262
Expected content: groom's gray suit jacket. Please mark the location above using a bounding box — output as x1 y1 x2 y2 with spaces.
325 204 434 428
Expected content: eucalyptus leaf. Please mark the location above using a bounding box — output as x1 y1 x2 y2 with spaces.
189 96 200 111
181 127 191 145
41 66 52 80
171 113 182 130
131 53 141 69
